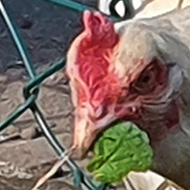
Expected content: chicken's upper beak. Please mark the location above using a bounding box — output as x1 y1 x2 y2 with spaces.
71 113 99 159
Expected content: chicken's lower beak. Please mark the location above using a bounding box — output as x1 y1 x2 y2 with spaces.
71 117 98 159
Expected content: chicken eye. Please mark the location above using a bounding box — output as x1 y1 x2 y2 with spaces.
138 72 152 86
133 71 155 94
141 75 150 84
131 58 168 94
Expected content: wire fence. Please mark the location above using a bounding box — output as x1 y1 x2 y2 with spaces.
0 0 131 189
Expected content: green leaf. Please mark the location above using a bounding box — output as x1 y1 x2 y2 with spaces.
87 122 153 183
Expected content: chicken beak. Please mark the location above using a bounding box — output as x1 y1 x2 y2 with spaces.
71 114 98 159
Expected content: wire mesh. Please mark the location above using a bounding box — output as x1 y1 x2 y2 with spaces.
0 0 132 189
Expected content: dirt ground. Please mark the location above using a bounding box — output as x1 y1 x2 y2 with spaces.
0 70 79 190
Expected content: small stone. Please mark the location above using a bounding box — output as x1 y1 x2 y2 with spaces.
20 127 38 140
20 15 33 30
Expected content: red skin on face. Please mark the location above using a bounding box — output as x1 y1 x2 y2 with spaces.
76 12 121 113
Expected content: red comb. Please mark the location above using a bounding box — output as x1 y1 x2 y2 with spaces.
76 11 121 108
